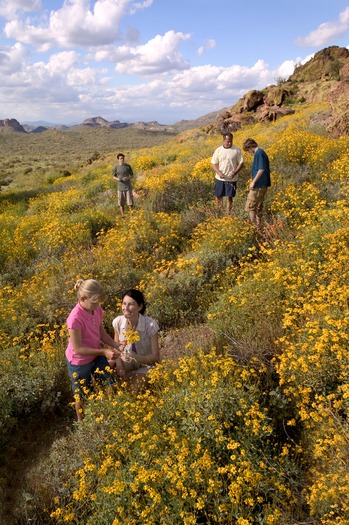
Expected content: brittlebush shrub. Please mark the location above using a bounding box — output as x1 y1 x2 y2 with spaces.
270 182 326 229
206 256 286 365
32 349 302 525
134 162 213 213
269 205 349 524
140 217 256 328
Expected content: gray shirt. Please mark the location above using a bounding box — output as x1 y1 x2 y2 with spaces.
113 163 133 191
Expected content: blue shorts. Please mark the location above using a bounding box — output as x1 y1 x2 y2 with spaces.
66 356 115 396
215 179 237 198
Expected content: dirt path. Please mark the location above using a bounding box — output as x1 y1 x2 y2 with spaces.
0 410 74 525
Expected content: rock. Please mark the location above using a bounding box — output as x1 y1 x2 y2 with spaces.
0 118 27 133
292 45 349 82
208 45 349 137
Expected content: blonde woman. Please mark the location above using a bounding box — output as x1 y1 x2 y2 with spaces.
65 279 122 421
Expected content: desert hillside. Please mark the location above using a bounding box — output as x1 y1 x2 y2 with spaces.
0 45 349 525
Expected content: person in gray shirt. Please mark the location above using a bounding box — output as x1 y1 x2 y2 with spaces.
112 153 134 218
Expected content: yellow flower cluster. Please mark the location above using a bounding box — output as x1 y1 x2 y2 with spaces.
122 327 140 345
52 349 295 524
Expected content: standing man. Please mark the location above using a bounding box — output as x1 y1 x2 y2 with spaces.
112 153 134 218
211 132 244 214
243 138 271 228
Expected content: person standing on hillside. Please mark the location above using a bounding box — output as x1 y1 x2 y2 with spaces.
243 138 271 228
211 132 244 214
112 153 134 218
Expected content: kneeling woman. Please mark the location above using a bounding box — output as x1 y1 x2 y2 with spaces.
111 289 160 386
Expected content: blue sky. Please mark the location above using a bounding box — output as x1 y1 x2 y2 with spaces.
0 0 348 125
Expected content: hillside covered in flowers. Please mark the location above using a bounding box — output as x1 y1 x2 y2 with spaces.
1 99 349 524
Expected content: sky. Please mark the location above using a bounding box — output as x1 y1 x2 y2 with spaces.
0 0 349 125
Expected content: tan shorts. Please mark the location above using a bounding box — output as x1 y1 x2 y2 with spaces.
245 188 268 213
118 190 134 207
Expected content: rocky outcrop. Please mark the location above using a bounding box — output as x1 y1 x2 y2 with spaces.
82 116 128 129
291 45 349 82
210 89 295 135
324 58 349 137
208 46 349 137
0 118 26 133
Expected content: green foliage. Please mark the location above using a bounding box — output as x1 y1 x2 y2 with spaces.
142 216 256 328
0 344 71 444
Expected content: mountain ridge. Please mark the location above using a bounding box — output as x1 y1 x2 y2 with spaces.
4 110 224 135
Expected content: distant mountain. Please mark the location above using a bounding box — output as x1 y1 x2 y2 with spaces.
81 116 128 129
79 116 178 132
1 111 227 135
28 125 49 134
174 108 229 131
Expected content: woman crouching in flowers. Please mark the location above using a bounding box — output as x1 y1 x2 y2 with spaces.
109 289 160 388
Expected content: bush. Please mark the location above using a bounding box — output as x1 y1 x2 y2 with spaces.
36 350 303 525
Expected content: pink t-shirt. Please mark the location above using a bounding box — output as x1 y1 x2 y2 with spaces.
65 302 104 365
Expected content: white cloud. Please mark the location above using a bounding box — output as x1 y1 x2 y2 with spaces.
4 20 51 51
0 50 301 124
217 60 272 90
97 30 191 75
297 6 349 47
103 60 276 118
67 66 99 85
1 1 333 125
129 0 154 15
274 59 299 79
4 0 130 49
47 51 79 72
0 0 41 18
0 42 29 74
198 38 216 56
0 55 268 123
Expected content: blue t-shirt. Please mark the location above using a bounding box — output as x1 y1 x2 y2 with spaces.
252 148 271 188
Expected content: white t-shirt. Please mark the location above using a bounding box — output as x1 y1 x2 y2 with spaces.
211 145 244 181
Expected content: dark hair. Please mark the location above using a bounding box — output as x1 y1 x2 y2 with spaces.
243 138 258 151
122 289 146 314
117 153 125 159
222 132 233 139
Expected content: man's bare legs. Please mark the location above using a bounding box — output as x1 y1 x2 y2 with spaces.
216 196 233 215
226 196 233 214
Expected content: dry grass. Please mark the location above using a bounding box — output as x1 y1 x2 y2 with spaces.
0 126 176 189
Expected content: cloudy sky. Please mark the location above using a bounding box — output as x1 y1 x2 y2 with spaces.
0 0 349 125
